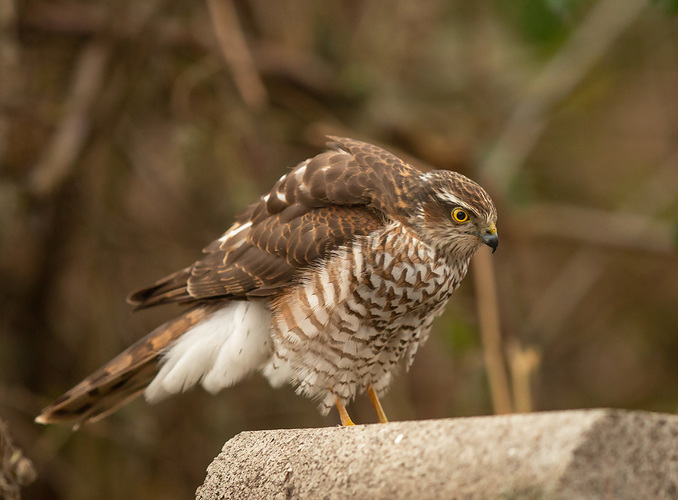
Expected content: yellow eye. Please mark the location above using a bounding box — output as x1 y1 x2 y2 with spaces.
452 207 469 223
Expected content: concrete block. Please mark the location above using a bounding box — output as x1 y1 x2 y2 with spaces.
197 409 678 499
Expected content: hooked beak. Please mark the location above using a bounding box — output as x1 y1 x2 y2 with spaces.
478 222 498 253
481 232 499 253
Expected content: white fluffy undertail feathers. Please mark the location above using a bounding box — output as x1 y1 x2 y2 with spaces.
144 301 273 402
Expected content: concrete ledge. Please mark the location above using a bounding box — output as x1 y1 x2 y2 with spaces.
197 409 678 500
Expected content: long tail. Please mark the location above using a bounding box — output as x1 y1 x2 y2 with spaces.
35 303 222 430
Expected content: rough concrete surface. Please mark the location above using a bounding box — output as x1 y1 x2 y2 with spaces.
196 409 678 500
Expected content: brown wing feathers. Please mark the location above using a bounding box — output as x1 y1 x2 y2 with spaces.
127 267 192 310
128 137 411 309
36 137 414 427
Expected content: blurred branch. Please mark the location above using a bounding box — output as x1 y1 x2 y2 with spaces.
206 0 268 111
24 1 214 49
23 1 335 97
619 152 678 215
0 0 20 163
507 341 541 413
171 56 224 113
525 151 678 342
480 0 650 193
472 248 513 415
526 203 676 254
525 248 604 343
254 44 335 94
27 41 111 199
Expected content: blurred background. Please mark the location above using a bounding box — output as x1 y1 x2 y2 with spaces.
1 0 677 498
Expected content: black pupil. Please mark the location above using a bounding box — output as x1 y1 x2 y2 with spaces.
457 210 467 221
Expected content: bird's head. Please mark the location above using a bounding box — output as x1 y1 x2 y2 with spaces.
412 170 498 257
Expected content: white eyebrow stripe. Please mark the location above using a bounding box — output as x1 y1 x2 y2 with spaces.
437 192 463 205
436 192 480 217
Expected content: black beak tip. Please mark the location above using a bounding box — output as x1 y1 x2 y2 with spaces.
482 233 499 253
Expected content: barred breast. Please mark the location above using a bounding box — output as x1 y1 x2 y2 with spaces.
262 222 472 414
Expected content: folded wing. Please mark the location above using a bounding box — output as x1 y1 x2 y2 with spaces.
129 137 420 309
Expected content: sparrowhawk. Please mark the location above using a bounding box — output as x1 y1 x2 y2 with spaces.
36 137 498 428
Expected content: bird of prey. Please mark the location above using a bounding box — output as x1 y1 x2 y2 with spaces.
36 137 498 428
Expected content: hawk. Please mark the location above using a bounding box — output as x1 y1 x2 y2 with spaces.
36 137 498 428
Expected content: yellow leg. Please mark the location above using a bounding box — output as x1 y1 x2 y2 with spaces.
335 398 355 426
368 385 389 423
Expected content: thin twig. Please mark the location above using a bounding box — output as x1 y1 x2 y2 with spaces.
27 41 111 198
507 341 541 413
472 248 513 414
525 203 675 255
206 0 268 111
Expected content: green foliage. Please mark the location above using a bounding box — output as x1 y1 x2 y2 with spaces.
492 0 587 47
545 0 581 20
653 0 678 14
440 314 480 356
